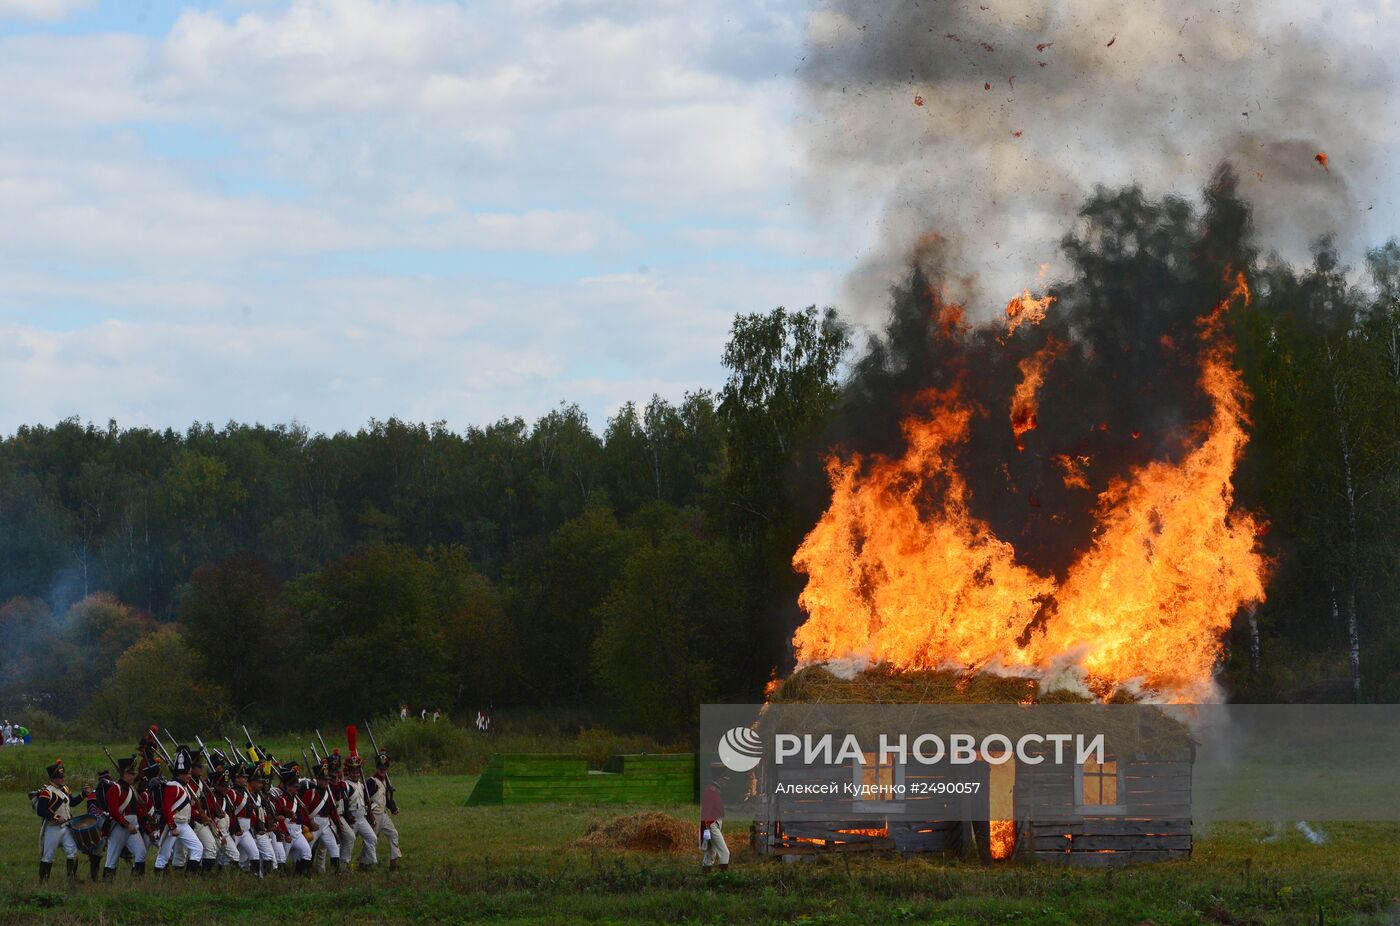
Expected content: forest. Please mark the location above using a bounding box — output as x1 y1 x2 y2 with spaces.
1 174 1397 736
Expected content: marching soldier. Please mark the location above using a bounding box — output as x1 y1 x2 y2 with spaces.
275 766 314 874
153 747 204 874
366 749 401 871
301 762 344 873
339 756 378 869
204 752 240 869
101 757 147 879
173 750 219 872
34 759 83 881
247 770 278 875
225 764 262 875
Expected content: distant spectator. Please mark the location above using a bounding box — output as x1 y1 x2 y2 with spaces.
474 710 491 733
399 704 409 721
432 708 441 723
420 708 427 721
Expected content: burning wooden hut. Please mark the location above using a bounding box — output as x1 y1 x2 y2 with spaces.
750 665 1193 866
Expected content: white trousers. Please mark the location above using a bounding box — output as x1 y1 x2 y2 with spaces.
255 833 276 864
155 822 203 869
104 816 146 867
233 827 260 871
174 822 217 866
310 817 341 872
701 821 729 867
212 817 239 866
40 821 78 862
374 813 401 861
340 816 378 865
285 827 312 864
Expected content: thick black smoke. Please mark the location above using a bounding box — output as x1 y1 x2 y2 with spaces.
828 169 1254 577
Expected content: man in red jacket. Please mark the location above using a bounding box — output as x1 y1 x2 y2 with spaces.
101 757 147 878
699 767 730 871
153 747 204 874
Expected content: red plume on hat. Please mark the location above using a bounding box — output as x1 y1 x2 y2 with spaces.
346 724 358 759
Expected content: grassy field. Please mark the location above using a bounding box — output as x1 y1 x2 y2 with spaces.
3 744 1399 925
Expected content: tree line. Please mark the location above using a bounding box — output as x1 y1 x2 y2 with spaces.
0 180 1398 736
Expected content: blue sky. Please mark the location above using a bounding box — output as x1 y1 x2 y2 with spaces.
1 0 1394 435
0 0 852 433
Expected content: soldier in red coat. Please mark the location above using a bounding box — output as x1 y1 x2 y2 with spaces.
101 757 147 879
699 767 730 871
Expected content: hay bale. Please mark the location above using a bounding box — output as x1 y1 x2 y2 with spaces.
575 812 696 853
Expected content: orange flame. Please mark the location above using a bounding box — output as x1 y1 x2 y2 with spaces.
1004 290 1055 335
1010 338 1064 451
989 820 1016 859
792 276 1266 702
1052 454 1091 491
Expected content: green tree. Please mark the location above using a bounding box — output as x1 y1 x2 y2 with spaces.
178 553 286 719
82 628 229 735
502 507 638 704
715 305 849 689
591 506 747 731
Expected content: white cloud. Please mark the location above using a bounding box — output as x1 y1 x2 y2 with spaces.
0 261 837 432
0 0 94 23
0 0 846 433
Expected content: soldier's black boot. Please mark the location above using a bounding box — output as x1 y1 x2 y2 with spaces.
153 864 167 877
89 855 100 881
102 866 117 881
388 858 399 872
330 857 341 874
297 860 312 877
185 860 200 876
38 861 52 881
65 858 78 880
358 862 372 872
132 861 145 878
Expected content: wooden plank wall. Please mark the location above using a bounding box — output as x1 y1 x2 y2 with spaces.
758 756 1192 867
1019 758 1192 867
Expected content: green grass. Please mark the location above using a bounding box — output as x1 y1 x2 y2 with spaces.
3 745 1399 924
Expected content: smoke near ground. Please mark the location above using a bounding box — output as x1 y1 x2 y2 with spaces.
800 0 1394 316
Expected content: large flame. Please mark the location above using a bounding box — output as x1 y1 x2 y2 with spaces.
792 275 1266 703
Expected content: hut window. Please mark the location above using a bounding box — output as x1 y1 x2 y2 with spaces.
1076 756 1125 814
853 752 903 809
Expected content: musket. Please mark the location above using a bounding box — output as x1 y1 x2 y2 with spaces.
301 749 311 773
310 741 322 765
163 728 179 753
101 746 120 774
316 729 331 760
224 735 239 767
153 736 174 766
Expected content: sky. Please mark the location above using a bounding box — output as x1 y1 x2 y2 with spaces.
0 0 857 434
0 0 1395 436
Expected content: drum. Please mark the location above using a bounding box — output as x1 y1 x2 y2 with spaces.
70 813 104 856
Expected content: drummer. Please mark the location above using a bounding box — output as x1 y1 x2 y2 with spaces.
102 757 148 878
34 760 83 881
